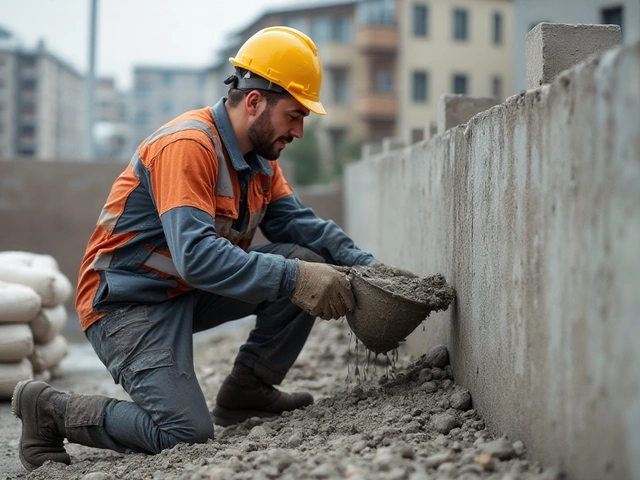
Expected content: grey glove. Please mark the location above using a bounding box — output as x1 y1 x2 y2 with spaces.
291 260 356 320
371 262 418 278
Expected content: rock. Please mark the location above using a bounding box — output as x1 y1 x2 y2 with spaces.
442 379 453 390
271 449 296 472
404 420 422 434
424 344 449 368
437 462 457 475
287 431 304 448
435 434 449 447
432 413 460 434
351 440 367 453
309 463 335 478
425 450 455 468
513 439 526 456
421 381 437 393
477 437 516 460
418 368 433 384
247 426 267 439
450 390 472 411
474 452 495 471
82 473 111 480
393 442 415 459
444 365 454 379
431 368 446 380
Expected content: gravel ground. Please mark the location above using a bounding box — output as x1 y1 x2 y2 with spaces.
1 319 562 480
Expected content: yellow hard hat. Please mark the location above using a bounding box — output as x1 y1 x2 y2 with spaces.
229 26 326 115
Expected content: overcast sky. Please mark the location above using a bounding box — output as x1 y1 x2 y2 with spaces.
0 0 296 89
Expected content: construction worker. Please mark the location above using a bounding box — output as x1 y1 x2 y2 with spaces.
11 26 408 471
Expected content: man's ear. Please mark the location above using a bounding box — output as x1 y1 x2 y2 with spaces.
245 90 262 116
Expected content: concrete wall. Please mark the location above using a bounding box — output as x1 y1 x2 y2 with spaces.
514 0 640 90
0 161 344 312
344 40 640 480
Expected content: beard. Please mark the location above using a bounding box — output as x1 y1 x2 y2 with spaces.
247 107 293 159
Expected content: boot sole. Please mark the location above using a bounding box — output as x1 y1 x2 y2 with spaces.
211 405 280 427
11 379 40 472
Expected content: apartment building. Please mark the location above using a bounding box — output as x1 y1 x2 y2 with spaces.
94 77 130 160
397 0 513 143
130 67 208 150
0 27 85 160
207 0 514 169
513 0 639 90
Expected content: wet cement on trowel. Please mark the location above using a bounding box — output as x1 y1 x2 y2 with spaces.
352 265 456 308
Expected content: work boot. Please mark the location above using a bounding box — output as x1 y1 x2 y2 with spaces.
11 380 70 472
212 363 313 426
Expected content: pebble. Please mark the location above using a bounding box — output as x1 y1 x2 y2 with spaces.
423 344 449 368
247 426 267 439
475 452 495 471
513 439 526 456
431 413 460 434
421 381 437 393
435 434 450 446
477 437 516 460
351 440 367 454
418 368 433 384
81 473 111 480
432 367 446 380
442 379 453 390
450 390 472 411
287 431 304 448
425 450 455 468
309 463 335 478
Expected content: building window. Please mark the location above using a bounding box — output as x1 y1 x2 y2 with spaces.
413 4 429 37
492 76 502 99
331 68 350 104
453 9 469 40
328 128 346 155
161 72 173 85
333 16 352 42
411 128 424 143
285 16 306 32
493 12 503 45
601 6 623 32
452 74 468 94
311 15 332 44
412 70 428 102
374 68 393 93
357 0 395 26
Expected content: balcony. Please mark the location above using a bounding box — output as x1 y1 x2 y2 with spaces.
355 93 397 121
355 25 398 55
318 42 353 68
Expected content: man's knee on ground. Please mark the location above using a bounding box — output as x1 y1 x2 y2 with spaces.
154 419 214 453
288 245 325 264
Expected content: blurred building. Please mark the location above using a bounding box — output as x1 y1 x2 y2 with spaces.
207 0 514 172
130 67 208 150
0 26 86 161
513 0 640 91
94 77 130 161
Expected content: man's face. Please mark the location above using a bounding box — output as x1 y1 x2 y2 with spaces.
248 96 309 159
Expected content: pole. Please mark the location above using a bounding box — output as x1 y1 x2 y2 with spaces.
85 0 98 160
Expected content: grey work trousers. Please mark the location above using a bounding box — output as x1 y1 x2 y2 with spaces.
72 243 323 455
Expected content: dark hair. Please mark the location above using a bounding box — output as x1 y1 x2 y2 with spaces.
226 88 290 109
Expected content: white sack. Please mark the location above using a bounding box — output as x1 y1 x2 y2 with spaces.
0 358 33 400
0 281 41 323
29 335 68 373
0 264 73 307
0 324 34 362
0 251 60 272
30 304 67 344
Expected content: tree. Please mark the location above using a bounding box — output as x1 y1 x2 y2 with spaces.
283 121 321 185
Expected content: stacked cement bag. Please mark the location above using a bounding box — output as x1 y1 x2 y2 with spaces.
0 251 72 399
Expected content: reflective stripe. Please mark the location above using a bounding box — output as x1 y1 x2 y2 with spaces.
143 252 180 277
90 252 180 278
144 119 217 146
90 253 112 270
213 137 233 197
97 209 119 231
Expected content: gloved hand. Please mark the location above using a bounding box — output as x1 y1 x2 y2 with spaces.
371 262 418 278
291 260 355 320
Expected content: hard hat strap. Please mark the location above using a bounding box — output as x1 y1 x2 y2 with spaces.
224 71 289 95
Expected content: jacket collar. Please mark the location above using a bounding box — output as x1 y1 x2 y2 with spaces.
211 98 274 176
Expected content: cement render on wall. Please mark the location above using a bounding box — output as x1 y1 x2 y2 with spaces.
345 41 640 480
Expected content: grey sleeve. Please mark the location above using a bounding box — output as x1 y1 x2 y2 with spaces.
260 194 377 267
161 206 299 301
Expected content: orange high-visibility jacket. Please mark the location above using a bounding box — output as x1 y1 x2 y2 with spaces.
76 99 375 331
